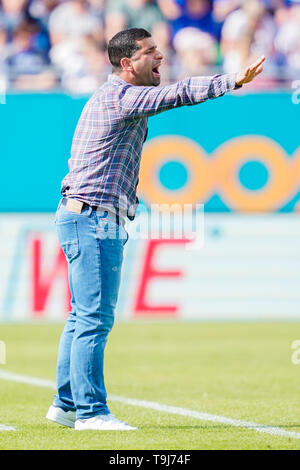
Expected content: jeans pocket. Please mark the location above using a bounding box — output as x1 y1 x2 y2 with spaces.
56 220 80 262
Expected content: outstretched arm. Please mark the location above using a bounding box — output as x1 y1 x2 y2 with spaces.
118 56 266 120
119 74 237 119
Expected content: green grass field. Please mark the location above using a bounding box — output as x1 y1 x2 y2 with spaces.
0 322 300 450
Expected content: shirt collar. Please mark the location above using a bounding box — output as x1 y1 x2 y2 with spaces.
108 74 130 86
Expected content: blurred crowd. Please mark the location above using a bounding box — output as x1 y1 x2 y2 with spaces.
0 0 299 92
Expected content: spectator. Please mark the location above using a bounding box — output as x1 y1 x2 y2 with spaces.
275 0 300 73
212 0 241 23
28 0 60 29
172 27 218 78
0 0 29 39
87 0 106 22
157 0 222 42
50 34 109 93
5 18 57 89
105 0 165 36
0 0 297 90
105 0 170 57
220 0 276 75
48 0 104 46
47 0 107 91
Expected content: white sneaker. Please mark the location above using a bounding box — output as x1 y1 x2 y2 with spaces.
46 404 76 428
75 414 137 431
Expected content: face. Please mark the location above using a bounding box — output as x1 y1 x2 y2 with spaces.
122 37 164 86
2 0 27 13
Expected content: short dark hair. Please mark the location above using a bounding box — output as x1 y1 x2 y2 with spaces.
108 28 151 71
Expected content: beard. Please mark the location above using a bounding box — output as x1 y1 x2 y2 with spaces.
150 70 161 86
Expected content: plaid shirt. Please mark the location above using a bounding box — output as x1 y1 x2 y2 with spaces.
61 72 237 219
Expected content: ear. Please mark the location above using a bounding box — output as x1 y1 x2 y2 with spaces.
120 57 134 72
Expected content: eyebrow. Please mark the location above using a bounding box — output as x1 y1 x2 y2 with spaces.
144 46 157 53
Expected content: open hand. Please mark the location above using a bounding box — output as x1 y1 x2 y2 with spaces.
235 56 266 86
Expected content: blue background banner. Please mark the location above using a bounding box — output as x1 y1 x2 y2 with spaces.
0 91 299 212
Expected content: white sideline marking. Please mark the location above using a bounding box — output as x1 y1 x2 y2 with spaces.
0 370 56 390
0 423 16 431
0 369 299 440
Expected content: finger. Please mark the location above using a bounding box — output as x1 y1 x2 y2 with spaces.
254 55 266 69
254 65 263 75
250 55 266 71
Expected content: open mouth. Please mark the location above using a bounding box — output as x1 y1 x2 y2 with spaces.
152 65 161 78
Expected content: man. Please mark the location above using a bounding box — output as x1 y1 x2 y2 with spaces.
46 28 265 431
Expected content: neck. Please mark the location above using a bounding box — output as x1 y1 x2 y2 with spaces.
114 70 139 86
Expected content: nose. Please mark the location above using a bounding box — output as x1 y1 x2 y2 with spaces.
156 49 164 61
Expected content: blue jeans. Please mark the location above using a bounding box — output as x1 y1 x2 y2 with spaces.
52 199 128 419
